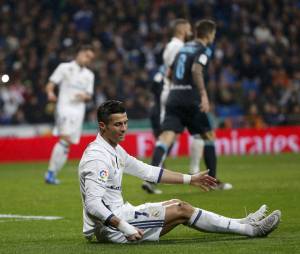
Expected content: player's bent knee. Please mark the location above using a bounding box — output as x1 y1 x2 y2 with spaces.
164 201 194 225
162 199 182 206
175 201 194 218
169 199 181 204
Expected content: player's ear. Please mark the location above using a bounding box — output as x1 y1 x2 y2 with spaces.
99 121 106 132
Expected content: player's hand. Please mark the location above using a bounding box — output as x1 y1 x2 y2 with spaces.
47 92 57 102
74 93 89 102
74 93 86 102
190 170 217 191
200 94 210 112
126 228 144 242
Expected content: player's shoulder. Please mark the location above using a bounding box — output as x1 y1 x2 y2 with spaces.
193 43 213 66
193 42 212 56
82 140 111 161
84 67 95 78
53 62 74 74
179 41 198 54
57 61 72 68
165 38 183 54
168 37 184 48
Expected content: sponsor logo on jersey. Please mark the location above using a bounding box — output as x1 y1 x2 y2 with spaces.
107 185 122 190
98 169 109 183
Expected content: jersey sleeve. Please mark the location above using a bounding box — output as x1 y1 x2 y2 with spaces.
49 64 64 85
83 160 114 224
194 47 212 67
123 153 163 183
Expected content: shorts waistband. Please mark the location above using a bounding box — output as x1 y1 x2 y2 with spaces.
171 85 192 90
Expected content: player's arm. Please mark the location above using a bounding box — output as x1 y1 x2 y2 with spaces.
192 62 209 112
165 67 172 80
45 81 57 102
105 215 144 241
47 63 65 102
123 152 216 191
83 160 143 241
159 168 217 191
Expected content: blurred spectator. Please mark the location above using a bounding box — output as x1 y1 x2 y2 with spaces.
0 0 299 128
245 104 266 129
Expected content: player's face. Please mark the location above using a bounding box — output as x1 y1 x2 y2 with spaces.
208 30 216 44
184 23 193 41
100 113 128 146
77 50 95 66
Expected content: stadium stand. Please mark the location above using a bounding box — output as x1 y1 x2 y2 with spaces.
0 0 299 128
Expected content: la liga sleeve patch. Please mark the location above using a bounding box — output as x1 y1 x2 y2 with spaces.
98 169 109 183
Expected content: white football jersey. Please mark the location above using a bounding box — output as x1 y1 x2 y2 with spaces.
160 37 184 122
163 37 184 68
50 60 94 115
78 134 162 236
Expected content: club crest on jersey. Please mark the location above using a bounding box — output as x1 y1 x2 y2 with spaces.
98 169 109 183
149 207 160 218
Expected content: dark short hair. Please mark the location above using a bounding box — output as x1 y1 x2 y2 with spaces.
195 19 216 39
97 100 126 124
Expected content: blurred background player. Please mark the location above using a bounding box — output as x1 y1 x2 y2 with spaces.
150 19 232 191
44 45 95 184
144 19 205 194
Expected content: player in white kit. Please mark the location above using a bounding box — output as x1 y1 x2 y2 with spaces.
45 45 95 184
78 100 281 243
143 19 205 194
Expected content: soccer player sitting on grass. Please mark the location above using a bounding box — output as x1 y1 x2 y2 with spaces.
78 100 281 243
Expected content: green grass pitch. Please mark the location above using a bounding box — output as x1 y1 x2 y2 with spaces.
0 153 299 254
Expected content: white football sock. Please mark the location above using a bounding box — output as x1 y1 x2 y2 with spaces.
189 137 204 174
48 140 69 174
188 208 253 236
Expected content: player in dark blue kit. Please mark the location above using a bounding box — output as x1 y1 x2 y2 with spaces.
151 19 232 190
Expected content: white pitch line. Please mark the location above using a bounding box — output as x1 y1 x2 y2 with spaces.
0 219 35 223
0 214 63 220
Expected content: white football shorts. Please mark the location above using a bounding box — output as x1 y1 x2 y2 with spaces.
95 202 166 243
53 112 84 144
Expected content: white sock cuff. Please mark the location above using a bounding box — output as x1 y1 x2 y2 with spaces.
188 208 202 226
156 141 168 153
58 140 70 154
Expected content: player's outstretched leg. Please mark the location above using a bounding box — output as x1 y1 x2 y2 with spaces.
45 139 70 184
202 131 232 190
187 206 280 237
142 141 168 194
189 136 204 175
161 200 280 238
